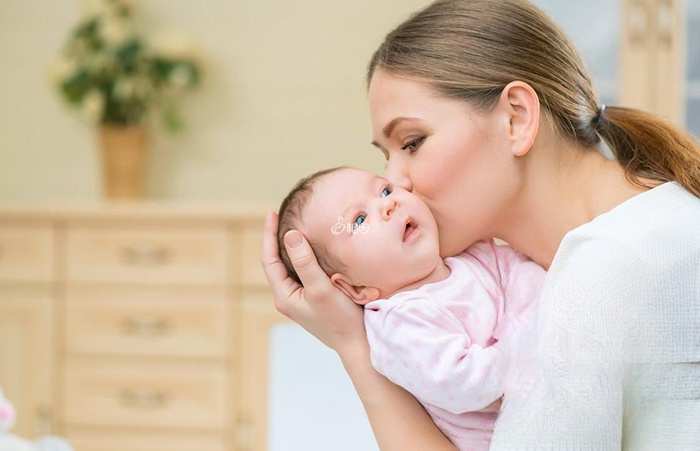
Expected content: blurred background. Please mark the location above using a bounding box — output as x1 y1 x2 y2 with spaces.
0 1 697 450
0 0 698 203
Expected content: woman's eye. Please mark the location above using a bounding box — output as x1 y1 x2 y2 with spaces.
380 186 392 197
401 136 425 154
353 214 366 228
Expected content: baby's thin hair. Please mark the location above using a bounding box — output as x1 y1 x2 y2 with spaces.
278 166 348 284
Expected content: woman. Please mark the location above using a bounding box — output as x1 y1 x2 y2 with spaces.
262 0 700 448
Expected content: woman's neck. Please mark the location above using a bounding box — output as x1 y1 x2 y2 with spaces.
497 142 652 270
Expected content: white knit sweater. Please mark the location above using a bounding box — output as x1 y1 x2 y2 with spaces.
491 182 700 450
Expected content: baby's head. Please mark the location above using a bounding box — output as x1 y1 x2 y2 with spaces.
278 167 443 304
278 166 348 286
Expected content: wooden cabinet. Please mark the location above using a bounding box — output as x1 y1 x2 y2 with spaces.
0 285 54 439
0 205 286 451
0 221 56 439
236 290 292 451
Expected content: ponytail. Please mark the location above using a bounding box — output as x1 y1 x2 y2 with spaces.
599 107 700 197
367 0 700 198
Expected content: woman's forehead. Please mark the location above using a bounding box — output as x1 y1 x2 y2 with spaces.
369 71 461 129
369 71 432 108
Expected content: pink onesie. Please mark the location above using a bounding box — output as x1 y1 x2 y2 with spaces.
364 239 545 450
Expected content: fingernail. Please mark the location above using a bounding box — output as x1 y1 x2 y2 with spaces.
285 231 302 248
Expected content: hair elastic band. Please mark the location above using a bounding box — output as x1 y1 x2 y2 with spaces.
596 104 606 127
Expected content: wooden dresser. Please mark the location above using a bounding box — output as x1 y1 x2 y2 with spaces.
0 204 288 451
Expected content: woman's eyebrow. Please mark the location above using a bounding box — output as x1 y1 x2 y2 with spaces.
382 117 416 138
371 116 419 151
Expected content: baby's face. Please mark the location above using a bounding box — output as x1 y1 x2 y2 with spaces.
302 168 442 297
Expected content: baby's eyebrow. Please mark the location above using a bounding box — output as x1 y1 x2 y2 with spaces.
339 176 384 220
341 204 353 222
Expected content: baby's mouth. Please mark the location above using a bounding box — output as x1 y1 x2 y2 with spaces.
403 218 418 242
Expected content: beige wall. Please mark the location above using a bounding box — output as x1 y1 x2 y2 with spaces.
0 0 431 205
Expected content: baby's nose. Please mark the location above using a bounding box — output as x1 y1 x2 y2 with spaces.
381 198 397 219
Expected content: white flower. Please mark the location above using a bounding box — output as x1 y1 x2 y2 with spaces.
113 76 136 100
81 90 105 124
48 56 79 85
168 66 192 89
87 52 114 74
98 16 131 47
134 76 151 97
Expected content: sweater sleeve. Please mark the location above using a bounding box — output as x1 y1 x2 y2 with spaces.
367 296 508 414
490 237 654 450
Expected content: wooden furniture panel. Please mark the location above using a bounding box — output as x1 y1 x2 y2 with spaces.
0 285 53 438
0 206 272 450
65 225 229 285
63 360 229 430
65 284 228 358
0 223 54 282
236 290 290 451
239 223 267 287
64 429 229 451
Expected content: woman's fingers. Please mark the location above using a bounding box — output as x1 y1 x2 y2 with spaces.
262 211 364 352
283 230 334 299
261 211 303 316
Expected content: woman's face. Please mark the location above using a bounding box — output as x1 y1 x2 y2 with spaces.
368 69 521 256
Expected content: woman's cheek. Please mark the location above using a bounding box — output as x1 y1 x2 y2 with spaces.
411 157 444 200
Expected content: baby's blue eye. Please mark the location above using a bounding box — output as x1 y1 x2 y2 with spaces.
354 214 366 228
381 186 392 197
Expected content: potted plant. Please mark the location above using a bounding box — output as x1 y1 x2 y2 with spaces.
50 0 203 199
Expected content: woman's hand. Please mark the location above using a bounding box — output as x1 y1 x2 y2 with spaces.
262 211 460 451
261 211 366 354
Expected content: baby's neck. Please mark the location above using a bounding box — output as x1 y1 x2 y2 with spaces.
387 259 451 297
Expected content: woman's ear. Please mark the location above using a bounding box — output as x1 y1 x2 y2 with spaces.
498 81 540 157
330 273 380 306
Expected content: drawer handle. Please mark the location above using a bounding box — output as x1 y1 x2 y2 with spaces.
121 317 170 336
121 245 169 266
120 388 168 409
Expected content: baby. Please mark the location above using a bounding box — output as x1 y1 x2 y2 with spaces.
277 166 545 450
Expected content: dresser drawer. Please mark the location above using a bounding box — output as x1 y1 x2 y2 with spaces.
65 225 229 284
65 285 228 358
0 223 54 282
239 223 267 286
63 428 228 451
63 361 229 430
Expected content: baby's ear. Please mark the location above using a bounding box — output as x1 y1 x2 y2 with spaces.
330 273 380 305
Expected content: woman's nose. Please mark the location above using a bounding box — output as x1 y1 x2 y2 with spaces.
381 197 397 220
385 159 413 192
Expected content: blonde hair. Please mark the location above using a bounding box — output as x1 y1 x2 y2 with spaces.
368 0 700 196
